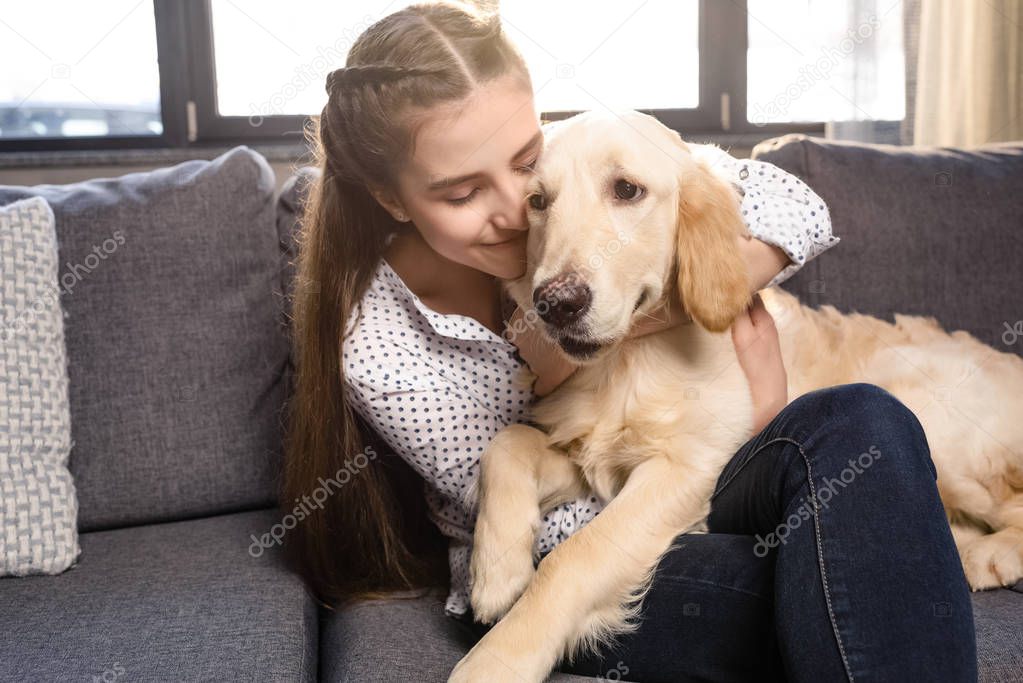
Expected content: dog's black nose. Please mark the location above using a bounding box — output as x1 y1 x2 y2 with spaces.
533 273 592 329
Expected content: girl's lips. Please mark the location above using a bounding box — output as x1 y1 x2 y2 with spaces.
483 234 524 247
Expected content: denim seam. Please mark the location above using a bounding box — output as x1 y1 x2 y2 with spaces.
799 440 855 683
711 436 801 500
712 432 856 680
653 574 773 602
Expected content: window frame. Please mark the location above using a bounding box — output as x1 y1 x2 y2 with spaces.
1 0 851 155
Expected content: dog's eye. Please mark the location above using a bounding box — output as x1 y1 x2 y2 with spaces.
528 192 548 211
614 179 643 201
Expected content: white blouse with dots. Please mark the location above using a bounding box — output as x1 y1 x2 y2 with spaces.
341 145 839 618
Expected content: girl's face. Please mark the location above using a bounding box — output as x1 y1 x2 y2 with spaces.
374 74 541 281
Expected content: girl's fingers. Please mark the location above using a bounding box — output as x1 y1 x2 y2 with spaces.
747 292 776 328
731 291 780 351
731 303 755 345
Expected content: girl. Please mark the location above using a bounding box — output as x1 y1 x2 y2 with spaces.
281 2 977 680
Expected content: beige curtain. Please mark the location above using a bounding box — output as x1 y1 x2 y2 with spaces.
914 0 1022 146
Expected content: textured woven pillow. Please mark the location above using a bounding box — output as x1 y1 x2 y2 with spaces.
0 196 80 576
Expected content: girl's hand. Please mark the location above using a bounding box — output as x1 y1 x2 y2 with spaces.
731 292 788 434
627 286 691 339
738 233 791 292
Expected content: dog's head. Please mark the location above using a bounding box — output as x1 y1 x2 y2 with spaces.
509 110 751 362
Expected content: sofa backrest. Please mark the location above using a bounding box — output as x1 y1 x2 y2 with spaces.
0 146 290 531
753 134 1023 356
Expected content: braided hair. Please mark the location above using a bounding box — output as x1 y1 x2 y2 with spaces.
324 64 443 97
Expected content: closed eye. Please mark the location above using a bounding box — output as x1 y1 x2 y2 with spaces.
446 189 478 206
515 156 539 175
446 156 540 206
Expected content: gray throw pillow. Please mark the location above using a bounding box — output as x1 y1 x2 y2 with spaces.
0 196 80 576
0 146 289 530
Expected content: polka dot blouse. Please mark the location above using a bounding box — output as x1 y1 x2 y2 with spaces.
341 147 839 619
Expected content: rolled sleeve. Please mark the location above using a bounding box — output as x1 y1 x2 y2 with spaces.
697 145 840 288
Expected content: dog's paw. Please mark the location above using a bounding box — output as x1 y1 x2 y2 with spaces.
470 542 535 624
511 364 538 393
449 630 547 683
449 644 532 683
960 530 1023 591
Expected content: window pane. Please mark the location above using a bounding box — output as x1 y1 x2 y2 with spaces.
747 0 905 124
0 1 161 139
499 0 699 112
211 0 421 119
211 0 698 119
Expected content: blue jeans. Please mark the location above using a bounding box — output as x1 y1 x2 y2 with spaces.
454 383 978 682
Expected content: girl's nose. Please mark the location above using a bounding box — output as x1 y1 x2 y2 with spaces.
492 175 530 229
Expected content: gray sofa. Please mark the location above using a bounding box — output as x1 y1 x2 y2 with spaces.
0 133 1020 682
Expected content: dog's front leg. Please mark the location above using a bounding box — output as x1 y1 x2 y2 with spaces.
470 423 589 624
451 455 718 683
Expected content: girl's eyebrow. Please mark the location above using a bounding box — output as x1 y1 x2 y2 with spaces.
426 130 543 191
513 129 544 159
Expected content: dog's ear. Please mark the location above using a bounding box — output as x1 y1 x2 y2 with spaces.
674 159 752 332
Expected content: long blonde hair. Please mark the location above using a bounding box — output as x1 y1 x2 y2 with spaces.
281 1 533 609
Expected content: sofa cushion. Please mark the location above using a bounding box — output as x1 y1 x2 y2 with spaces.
320 588 629 682
0 508 316 681
752 135 1023 355
0 196 79 576
0 146 291 530
972 588 1023 681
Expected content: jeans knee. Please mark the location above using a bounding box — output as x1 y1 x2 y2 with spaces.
792 383 936 480
833 382 908 420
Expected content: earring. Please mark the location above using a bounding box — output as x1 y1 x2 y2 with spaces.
395 212 408 222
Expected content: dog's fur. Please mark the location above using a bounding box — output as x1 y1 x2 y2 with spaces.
448 110 1023 683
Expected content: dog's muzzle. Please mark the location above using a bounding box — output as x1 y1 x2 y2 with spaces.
533 272 592 331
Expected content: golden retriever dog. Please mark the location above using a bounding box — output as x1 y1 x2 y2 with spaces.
448 109 1023 683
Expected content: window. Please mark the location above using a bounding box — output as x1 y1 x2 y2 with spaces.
189 0 747 140
0 1 162 140
209 1 419 119
0 0 906 155
747 0 905 125
497 0 699 112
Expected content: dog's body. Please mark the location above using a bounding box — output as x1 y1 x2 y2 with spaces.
449 110 1023 683
765 285 1023 588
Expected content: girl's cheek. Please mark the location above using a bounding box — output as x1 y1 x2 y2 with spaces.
447 215 487 247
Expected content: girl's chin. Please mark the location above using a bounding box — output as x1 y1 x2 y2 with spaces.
477 248 526 278
502 265 527 281
477 262 524 282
